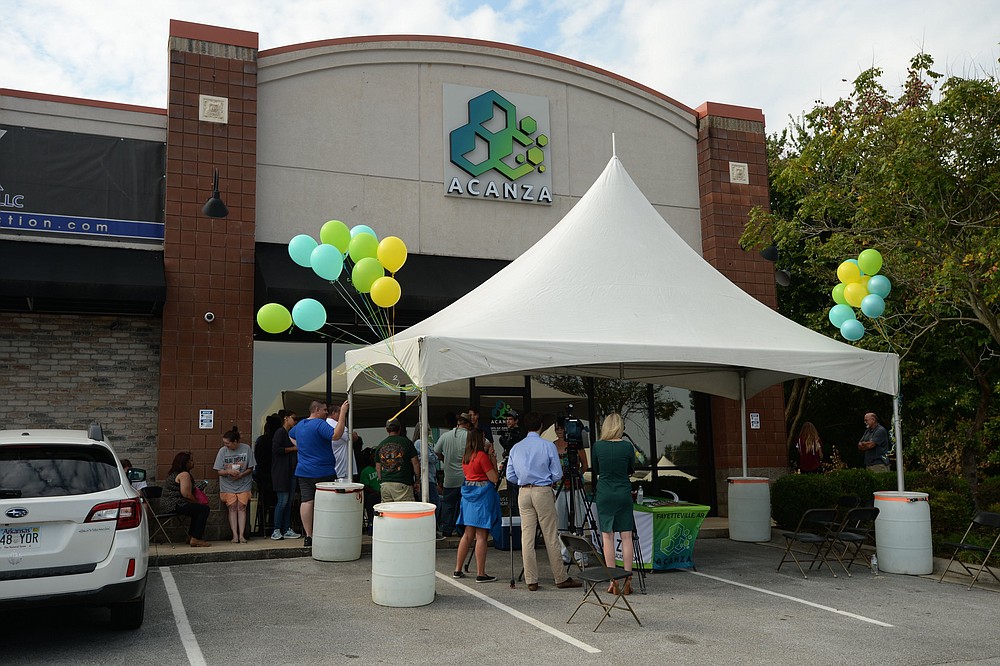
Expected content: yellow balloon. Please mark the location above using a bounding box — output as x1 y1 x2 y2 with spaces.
370 276 401 308
844 281 868 308
837 260 862 284
377 236 408 273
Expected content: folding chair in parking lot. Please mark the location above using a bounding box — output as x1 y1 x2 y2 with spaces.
558 533 641 632
937 511 1000 590
826 506 879 576
776 508 840 578
142 486 182 546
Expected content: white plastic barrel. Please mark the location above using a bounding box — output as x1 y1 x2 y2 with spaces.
371 501 437 607
312 481 364 562
874 491 932 575
727 477 772 542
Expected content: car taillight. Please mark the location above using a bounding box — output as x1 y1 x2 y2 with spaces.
86 499 143 530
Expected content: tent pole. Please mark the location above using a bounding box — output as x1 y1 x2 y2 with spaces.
585 377 597 447
347 386 354 479
646 383 658 494
420 390 430 502
740 372 748 477
893 391 904 493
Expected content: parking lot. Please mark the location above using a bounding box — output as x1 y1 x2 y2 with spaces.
3 537 998 665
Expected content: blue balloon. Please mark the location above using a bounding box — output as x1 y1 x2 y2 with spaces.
867 274 892 298
288 234 318 268
860 294 886 318
829 303 856 328
310 244 344 281
840 319 865 341
292 298 327 332
350 224 377 239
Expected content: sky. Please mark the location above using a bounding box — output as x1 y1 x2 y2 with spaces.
2 0 997 132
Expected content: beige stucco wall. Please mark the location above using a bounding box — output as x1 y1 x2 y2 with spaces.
256 39 702 261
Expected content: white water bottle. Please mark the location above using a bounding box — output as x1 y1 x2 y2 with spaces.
871 553 878 575
636 486 644 504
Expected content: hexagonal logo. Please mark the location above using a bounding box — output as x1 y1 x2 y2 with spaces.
443 84 552 204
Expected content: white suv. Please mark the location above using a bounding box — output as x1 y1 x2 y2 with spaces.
0 423 149 629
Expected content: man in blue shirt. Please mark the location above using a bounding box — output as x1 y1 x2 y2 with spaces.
289 400 339 547
858 412 890 472
505 412 581 591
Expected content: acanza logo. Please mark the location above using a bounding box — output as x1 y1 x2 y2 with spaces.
448 89 552 204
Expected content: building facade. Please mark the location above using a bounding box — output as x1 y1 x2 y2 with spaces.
0 20 784 514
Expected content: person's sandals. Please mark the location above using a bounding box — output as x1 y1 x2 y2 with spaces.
622 575 633 596
608 581 620 595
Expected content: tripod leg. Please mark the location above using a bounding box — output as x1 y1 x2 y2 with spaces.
632 529 647 594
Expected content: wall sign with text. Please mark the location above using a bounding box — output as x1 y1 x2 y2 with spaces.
443 84 552 205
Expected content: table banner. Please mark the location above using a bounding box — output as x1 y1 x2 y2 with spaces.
612 498 710 571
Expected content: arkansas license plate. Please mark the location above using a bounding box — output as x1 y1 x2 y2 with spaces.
1 525 41 550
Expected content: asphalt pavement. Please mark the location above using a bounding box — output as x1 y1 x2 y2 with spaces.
4 524 997 666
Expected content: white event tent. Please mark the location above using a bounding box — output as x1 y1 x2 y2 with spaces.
346 155 902 498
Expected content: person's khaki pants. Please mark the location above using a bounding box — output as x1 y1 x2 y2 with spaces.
867 463 889 473
518 486 569 585
380 481 414 502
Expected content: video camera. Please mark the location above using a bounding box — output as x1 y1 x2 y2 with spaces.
557 404 588 453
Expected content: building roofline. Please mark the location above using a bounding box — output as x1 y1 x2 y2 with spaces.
0 88 167 115
260 34 699 118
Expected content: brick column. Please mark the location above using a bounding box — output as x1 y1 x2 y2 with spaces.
696 102 786 512
157 21 258 486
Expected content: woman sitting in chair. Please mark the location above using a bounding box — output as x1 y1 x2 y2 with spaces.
592 413 634 595
163 451 212 547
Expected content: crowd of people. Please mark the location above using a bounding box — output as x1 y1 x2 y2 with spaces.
145 401 642 593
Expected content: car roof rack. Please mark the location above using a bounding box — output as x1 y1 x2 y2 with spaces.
87 422 105 441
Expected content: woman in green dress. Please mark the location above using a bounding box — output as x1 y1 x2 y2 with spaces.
591 412 635 594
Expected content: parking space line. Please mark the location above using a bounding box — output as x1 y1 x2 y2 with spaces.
160 567 209 666
436 572 602 653
684 570 894 627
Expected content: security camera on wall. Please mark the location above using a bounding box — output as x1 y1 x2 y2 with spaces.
204 312 216 323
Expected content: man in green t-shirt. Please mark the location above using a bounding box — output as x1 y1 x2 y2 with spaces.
376 418 420 502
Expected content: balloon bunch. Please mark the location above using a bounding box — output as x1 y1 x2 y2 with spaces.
827 249 891 342
256 220 408 336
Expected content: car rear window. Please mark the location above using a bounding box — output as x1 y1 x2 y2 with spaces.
0 445 120 498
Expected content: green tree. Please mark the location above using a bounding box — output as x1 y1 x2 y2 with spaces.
742 52 1000 493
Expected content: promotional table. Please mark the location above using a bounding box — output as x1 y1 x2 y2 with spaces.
611 498 711 571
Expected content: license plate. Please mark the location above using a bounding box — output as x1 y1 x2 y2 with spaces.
1 525 41 550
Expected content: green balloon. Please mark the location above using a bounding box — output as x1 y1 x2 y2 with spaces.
857 248 883 275
348 232 379 262
320 220 351 253
256 303 292 334
351 257 384 293
832 283 848 305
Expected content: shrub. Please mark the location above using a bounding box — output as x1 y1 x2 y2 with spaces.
771 474 841 529
976 476 1000 508
826 468 883 504
927 490 976 554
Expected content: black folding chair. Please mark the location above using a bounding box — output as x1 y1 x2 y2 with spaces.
776 508 840 578
826 506 879 576
558 533 641 631
938 511 1000 590
142 486 183 546
815 495 860 532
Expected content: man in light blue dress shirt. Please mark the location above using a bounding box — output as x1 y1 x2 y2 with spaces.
505 412 581 591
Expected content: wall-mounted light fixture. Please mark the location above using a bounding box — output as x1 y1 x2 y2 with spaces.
759 245 779 262
202 168 229 218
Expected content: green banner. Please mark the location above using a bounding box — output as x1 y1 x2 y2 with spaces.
613 498 710 571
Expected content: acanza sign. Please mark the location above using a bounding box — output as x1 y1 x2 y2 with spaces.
443 84 552 205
